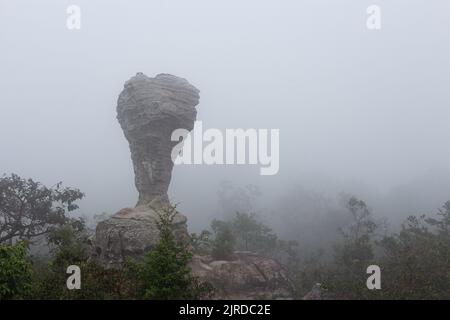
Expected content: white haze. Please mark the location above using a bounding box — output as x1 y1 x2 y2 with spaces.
1 0 449 232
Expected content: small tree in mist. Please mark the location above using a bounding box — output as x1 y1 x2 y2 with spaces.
335 197 377 269
207 212 297 263
293 197 381 299
325 197 379 298
211 219 235 260
196 212 298 265
232 212 280 254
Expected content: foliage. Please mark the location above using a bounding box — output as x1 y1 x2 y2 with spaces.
232 212 276 252
210 219 235 260
199 212 297 264
132 205 212 299
0 173 84 244
324 198 379 298
34 222 137 300
2 173 448 300
376 202 450 299
0 242 34 299
32 206 212 300
291 198 450 299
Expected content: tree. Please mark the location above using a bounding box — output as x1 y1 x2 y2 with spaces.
318 197 380 299
291 198 450 299
232 212 279 254
0 242 34 299
35 221 137 300
211 219 235 260
0 173 84 244
134 205 211 299
335 197 377 269
191 230 213 255
209 212 297 263
377 202 450 299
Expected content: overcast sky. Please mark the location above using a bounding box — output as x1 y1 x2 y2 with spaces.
1 0 449 228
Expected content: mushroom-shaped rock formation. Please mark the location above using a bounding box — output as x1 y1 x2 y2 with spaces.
91 74 294 299
92 73 198 268
117 73 199 206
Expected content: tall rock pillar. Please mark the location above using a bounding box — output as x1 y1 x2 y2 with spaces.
117 73 199 206
92 73 198 268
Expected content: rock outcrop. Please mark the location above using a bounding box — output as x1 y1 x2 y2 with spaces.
190 253 295 299
92 73 198 268
92 202 190 269
117 73 199 206
92 73 295 299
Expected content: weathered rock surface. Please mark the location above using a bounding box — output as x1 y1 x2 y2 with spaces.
117 72 199 206
92 201 190 269
92 73 198 268
190 253 295 299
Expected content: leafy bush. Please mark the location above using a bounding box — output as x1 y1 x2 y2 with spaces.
33 221 137 300
132 206 212 299
199 212 297 263
0 242 34 299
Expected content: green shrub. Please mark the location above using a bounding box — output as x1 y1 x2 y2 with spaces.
0 242 34 300
132 206 212 299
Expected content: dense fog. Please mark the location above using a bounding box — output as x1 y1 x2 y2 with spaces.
1 0 449 242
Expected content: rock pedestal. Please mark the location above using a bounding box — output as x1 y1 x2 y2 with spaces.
92 202 190 269
190 253 295 299
92 73 198 267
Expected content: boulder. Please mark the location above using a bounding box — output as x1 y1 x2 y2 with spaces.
190 252 295 299
92 201 190 269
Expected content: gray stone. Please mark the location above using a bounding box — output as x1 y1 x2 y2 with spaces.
92 73 198 268
190 253 295 299
117 73 199 206
92 201 190 269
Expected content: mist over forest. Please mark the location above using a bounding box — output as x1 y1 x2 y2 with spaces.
1 0 449 301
